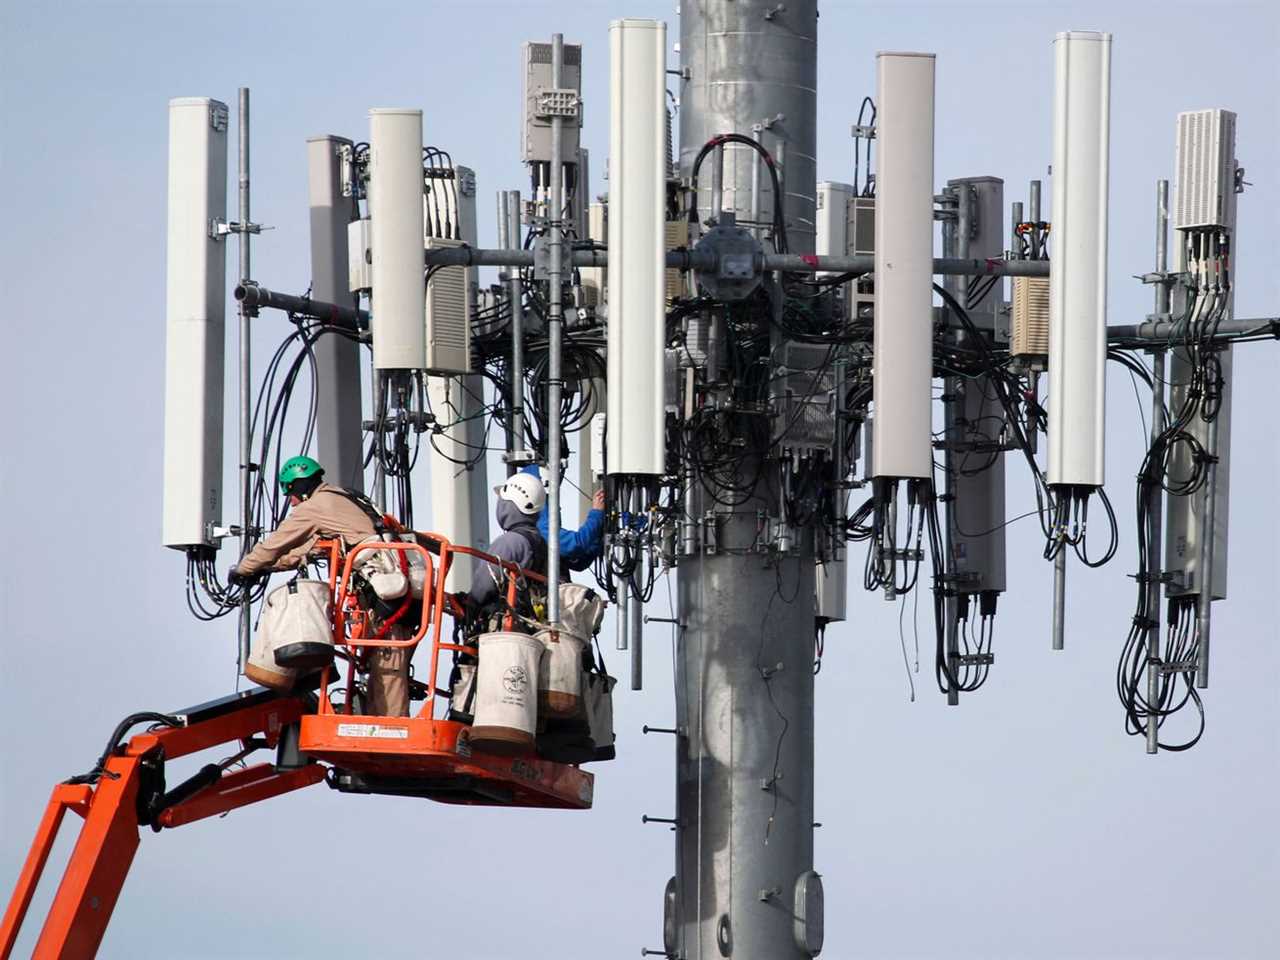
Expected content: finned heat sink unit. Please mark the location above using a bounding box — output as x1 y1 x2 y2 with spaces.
773 343 837 453
847 196 876 322
425 237 472 374
665 218 689 300
846 196 876 257
1174 109 1237 231
1011 276 1050 366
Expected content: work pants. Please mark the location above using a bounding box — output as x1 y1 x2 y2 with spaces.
366 623 412 717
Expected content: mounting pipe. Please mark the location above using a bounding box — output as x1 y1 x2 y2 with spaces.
234 283 368 328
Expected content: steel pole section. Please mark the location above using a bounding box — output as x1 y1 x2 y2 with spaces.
710 144 725 219
1052 550 1066 650
1029 179 1042 258
750 124 763 237
675 4 819 958
1194 412 1219 689
545 34 565 627
1145 179 1170 754
496 192 515 467
504 190 528 466
947 185 973 704
237 87 252 671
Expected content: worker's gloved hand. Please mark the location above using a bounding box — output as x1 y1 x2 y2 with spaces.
227 566 254 588
592 489 606 511
451 591 476 619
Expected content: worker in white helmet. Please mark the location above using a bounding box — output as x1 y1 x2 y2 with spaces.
464 472 549 613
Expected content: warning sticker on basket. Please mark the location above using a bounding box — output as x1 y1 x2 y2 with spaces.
336 723 409 740
455 729 472 758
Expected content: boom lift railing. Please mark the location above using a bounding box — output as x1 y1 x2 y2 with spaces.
311 533 549 720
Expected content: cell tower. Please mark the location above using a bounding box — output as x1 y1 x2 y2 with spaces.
3 2 1274 958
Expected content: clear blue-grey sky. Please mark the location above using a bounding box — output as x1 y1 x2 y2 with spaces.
1 1 1277 958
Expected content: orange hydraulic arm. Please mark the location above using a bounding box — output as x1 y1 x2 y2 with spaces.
0 688 325 960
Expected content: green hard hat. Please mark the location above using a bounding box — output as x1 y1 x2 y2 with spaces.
278 455 324 492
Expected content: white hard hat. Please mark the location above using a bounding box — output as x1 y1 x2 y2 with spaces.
494 472 546 516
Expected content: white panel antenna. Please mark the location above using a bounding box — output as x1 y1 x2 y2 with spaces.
574 376 605 514
580 201 607 306
347 218 371 292
817 180 854 322
606 19 667 476
872 52 935 480
163 97 228 550
815 181 853 266
369 108 426 370
815 552 848 623
426 376 489 591
426 162 488 587
1047 31 1111 488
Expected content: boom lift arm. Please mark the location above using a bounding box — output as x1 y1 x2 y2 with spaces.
0 688 324 960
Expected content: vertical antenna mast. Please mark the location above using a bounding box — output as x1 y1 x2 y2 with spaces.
237 87 253 670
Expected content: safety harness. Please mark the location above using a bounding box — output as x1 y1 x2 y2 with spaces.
322 487 415 639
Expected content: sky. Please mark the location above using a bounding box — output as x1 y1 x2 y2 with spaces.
1 1 1277 958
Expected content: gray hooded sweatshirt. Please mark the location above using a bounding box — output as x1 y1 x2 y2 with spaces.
467 499 545 608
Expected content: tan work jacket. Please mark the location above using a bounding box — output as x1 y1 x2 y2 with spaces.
237 484 379 575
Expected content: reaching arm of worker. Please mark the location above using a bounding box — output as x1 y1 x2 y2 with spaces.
562 507 605 571
235 507 321 576
538 490 606 571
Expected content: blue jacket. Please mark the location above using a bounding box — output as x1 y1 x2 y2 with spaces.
521 465 604 571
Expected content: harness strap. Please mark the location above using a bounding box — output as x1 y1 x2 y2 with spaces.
326 487 389 535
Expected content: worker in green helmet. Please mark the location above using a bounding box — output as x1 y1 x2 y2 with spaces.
229 456 413 716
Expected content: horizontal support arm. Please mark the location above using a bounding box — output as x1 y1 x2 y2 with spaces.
1107 315 1278 343
760 254 1050 277
234 282 368 328
422 245 1051 278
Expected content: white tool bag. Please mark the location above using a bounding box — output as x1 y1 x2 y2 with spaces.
245 579 333 690
557 583 607 640
536 630 587 718
353 534 427 601
471 631 543 753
